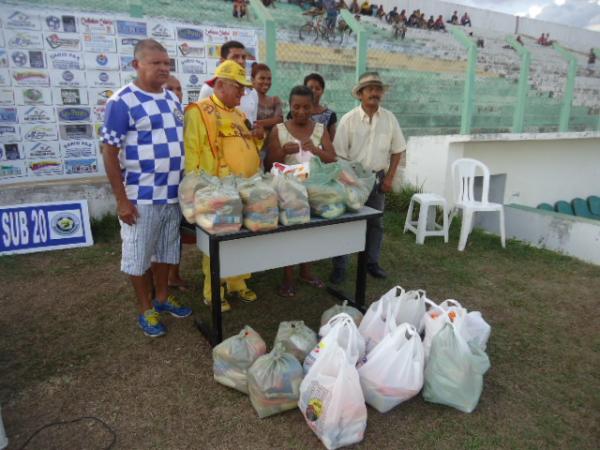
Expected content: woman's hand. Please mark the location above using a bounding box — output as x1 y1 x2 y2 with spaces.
282 142 300 155
301 139 319 154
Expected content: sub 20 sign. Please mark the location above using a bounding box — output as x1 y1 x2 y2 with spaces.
0 200 93 255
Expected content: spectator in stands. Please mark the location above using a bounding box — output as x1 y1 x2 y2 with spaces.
588 48 596 65
336 0 348 9
198 41 259 127
537 33 554 46
360 0 371 15
349 0 360 14
101 40 191 337
407 9 419 27
433 15 446 31
398 9 407 24
393 16 407 39
461 12 471 27
386 6 398 24
233 0 246 19
448 10 458 25
324 0 338 29
376 5 385 20
418 12 427 29
516 35 524 46
427 15 435 30
330 72 406 284
304 72 337 139
266 86 336 297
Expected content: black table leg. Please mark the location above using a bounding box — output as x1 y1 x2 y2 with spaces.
194 239 223 346
354 248 367 309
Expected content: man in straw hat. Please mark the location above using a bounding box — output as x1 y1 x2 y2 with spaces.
184 60 263 312
330 71 406 284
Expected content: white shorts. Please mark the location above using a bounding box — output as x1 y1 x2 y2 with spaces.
120 204 181 276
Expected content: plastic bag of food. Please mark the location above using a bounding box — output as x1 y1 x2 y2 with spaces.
194 175 243 234
238 174 279 232
358 323 424 413
304 313 366 374
247 343 304 418
179 171 211 223
337 160 376 212
274 321 318 363
212 326 267 394
305 159 346 219
299 341 367 449
423 322 490 413
270 162 310 181
271 173 311 226
319 300 363 332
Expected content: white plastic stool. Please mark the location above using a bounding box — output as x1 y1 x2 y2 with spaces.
404 193 449 244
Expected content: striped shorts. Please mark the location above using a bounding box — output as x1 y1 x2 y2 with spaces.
120 204 181 276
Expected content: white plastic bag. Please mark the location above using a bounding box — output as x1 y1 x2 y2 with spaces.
247 343 304 418
319 300 363 331
304 313 365 374
299 343 367 449
212 326 266 394
358 323 424 413
423 322 490 413
421 298 466 361
274 321 318 364
440 299 491 351
179 171 210 223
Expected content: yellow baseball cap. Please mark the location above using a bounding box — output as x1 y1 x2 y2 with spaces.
207 60 252 87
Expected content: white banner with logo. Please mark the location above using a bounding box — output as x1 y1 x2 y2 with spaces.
0 5 260 185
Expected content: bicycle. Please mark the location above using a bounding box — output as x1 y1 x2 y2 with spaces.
299 10 328 42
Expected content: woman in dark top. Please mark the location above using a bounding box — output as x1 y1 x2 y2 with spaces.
303 73 337 140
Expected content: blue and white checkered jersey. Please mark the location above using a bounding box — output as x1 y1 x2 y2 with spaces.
100 82 185 204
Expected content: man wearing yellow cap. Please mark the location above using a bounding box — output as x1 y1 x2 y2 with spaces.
184 60 262 312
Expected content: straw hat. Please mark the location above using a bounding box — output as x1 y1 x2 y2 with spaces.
351 72 390 99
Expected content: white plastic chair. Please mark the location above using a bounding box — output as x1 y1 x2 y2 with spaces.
450 158 506 251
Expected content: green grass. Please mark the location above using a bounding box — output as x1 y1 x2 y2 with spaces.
1 211 599 449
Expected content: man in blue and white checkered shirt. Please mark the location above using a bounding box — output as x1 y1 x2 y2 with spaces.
101 39 192 337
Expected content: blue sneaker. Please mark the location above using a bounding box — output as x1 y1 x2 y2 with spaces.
153 295 192 318
138 308 167 337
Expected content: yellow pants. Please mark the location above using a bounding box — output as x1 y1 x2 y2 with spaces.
202 254 250 300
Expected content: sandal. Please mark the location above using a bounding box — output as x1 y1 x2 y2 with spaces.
299 276 326 289
277 284 297 297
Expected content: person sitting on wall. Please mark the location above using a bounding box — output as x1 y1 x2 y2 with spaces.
447 10 458 25
349 0 360 14
233 0 246 18
376 5 385 20
516 35 524 46
461 12 472 27
418 12 428 29
433 15 446 31
386 6 398 24
407 9 419 27
398 9 407 25
360 0 371 15
427 15 435 30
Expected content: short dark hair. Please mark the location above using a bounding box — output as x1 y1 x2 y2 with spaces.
221 40 245 59
289 85 313 105
303 73 325 90
251 63 271 79
133 39 167 59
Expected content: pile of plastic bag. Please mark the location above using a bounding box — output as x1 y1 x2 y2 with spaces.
305 159 347 219
238 174 279 232
194 175 243 234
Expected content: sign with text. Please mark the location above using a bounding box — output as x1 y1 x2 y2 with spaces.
0 200 93 255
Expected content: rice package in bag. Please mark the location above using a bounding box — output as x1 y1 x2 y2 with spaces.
337 160 376 212
320 300 364 331
179 171 211 223
238 174 279 232
212 326 267 394
194 175 243 234
305 159 346 219
271 173 310 226
247 343 304 418
274 321 318 363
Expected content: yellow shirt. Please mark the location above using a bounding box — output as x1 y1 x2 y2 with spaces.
184 95 262 178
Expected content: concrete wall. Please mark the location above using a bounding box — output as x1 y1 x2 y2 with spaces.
0 177 115 219
375 0 600 52
506 204 600 265
404 131 600 208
